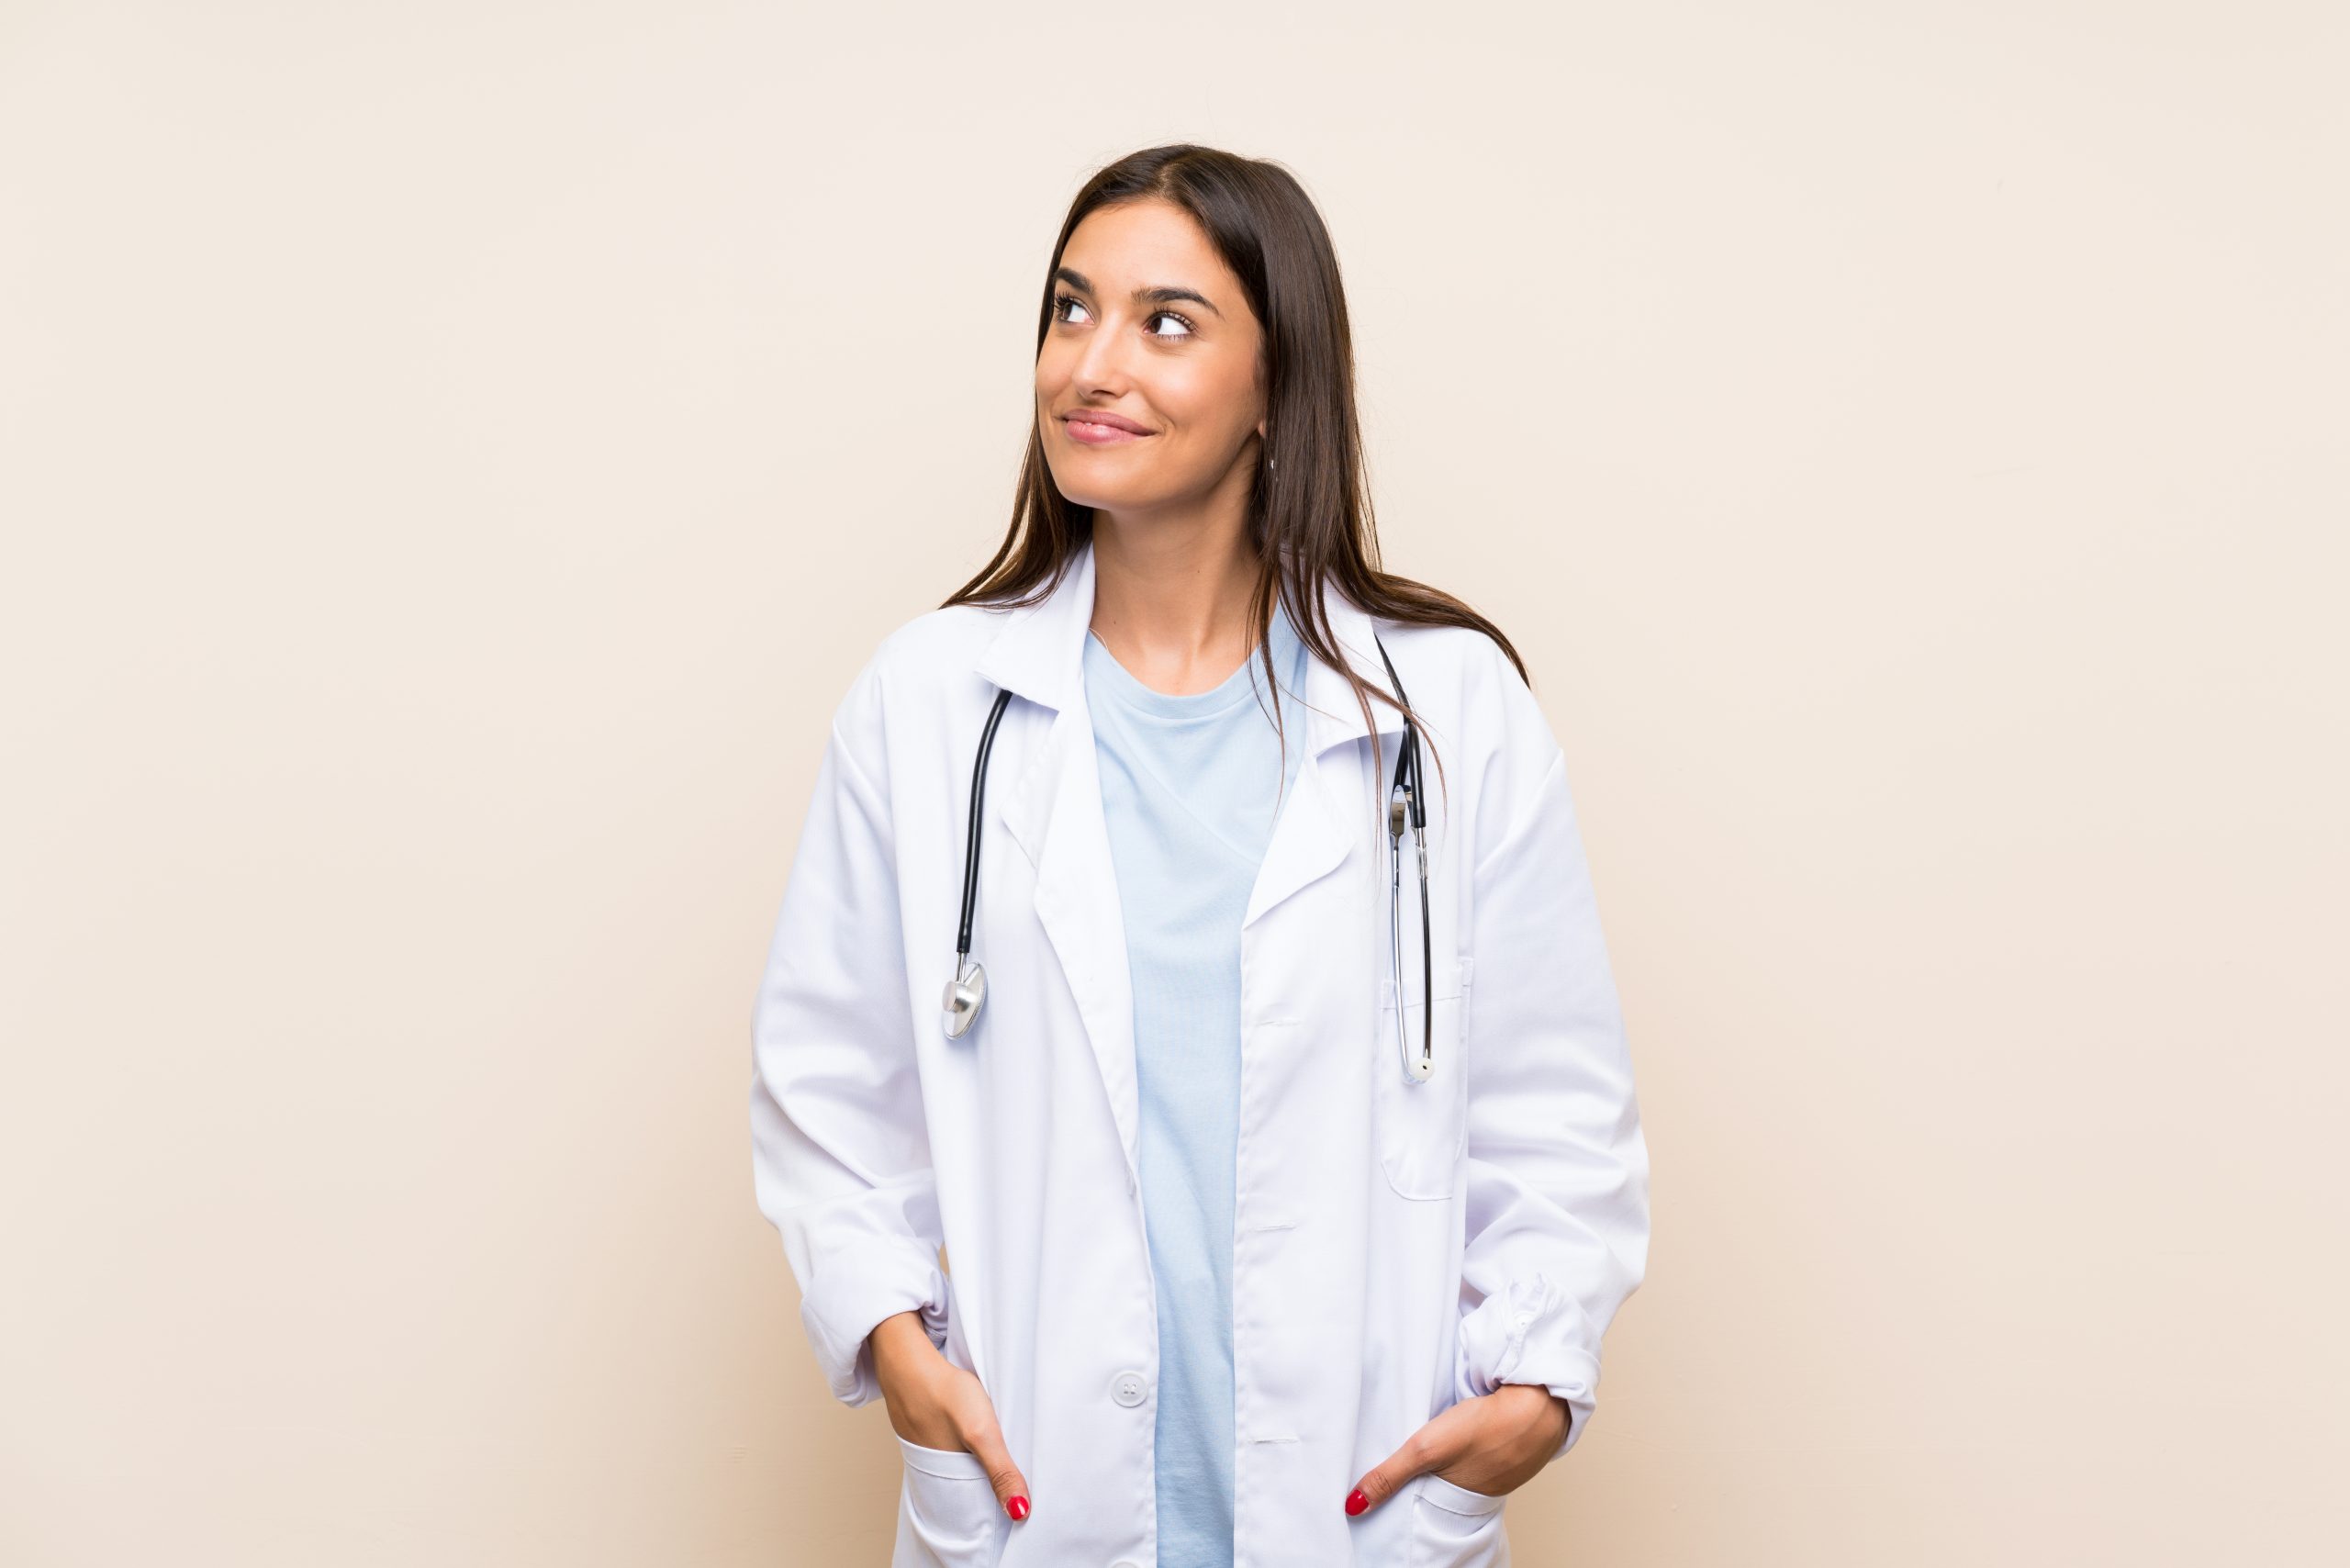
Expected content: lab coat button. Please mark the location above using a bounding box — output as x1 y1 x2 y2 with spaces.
1111 1370 1148 1407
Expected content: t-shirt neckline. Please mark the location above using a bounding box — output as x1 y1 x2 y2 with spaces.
1085 603 1304 722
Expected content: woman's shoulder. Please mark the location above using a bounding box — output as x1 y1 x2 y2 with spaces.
1356 610 1561 788
1356 613 1511 672
827 600 1014 734
869 599 1012 675
1351 612 1531 717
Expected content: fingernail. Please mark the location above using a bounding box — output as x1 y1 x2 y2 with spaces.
1006 1495 1029 1521
1345 1488 1369 1517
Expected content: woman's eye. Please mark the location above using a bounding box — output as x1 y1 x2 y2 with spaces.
1052 293 1193 342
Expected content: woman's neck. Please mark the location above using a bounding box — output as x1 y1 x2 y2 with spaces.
1087 517 1263 697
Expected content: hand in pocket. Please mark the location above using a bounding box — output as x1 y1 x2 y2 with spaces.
1341 1383 1568 1516
869 1309 1034 1524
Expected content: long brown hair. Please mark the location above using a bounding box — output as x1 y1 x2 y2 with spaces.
941 142 1529 813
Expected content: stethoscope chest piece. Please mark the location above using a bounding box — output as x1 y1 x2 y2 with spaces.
943 958 986 1038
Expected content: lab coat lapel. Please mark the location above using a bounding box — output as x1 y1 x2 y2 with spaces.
1241 580 1411 931
1015 704 1142 1185
975 542 1144 1186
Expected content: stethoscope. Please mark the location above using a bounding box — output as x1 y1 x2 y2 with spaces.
942 633 1436 1086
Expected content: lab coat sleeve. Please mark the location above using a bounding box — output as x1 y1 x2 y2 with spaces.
749 655 949 1409
1454 666 1651 1465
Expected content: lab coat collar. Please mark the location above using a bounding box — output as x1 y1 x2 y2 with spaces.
970 532 1411 757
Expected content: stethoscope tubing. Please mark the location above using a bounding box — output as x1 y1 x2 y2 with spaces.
945 630 1430 1077
958 688 1014 959
1372 636 1433 1080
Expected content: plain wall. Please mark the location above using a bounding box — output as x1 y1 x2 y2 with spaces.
2 2 2343 1562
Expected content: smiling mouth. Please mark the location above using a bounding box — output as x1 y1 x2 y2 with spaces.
1062 415 1155 445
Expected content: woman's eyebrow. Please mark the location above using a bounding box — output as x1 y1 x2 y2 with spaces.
1054 266 1224 319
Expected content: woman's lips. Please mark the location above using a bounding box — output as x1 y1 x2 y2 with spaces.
1063 415 1155 445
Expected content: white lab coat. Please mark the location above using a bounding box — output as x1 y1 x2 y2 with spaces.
750 537 1650 1568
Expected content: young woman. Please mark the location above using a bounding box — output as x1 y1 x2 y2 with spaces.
751 144 1651 1568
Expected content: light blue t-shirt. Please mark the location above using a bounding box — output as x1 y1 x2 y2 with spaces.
1083 601 1312 1568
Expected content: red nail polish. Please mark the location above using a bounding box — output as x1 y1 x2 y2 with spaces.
1345 1488 1369 1517
1006 1495 1029 1521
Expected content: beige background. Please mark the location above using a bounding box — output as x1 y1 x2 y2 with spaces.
4 2 2344 1563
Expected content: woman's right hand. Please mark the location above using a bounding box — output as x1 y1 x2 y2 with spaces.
867 1310 1034 1524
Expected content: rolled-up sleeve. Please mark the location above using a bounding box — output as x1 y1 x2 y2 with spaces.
1453 658 1652 1465
749 656 948 1407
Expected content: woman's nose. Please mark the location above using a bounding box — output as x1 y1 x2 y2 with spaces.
1070 319 1136 394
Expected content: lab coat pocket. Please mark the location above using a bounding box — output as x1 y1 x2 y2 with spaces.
891 1435 1005 1568
1375 955 1472 1201
1408 1472 1510 1568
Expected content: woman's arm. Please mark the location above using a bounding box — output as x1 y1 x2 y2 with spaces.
749 654 949 1408
1455 651 1653 1465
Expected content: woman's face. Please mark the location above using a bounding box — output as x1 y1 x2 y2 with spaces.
1035 197 1267 521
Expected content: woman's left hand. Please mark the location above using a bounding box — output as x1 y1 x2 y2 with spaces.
1342 1384 1571 1517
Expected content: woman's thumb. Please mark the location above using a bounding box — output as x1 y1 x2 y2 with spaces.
964 1425 1030 1523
